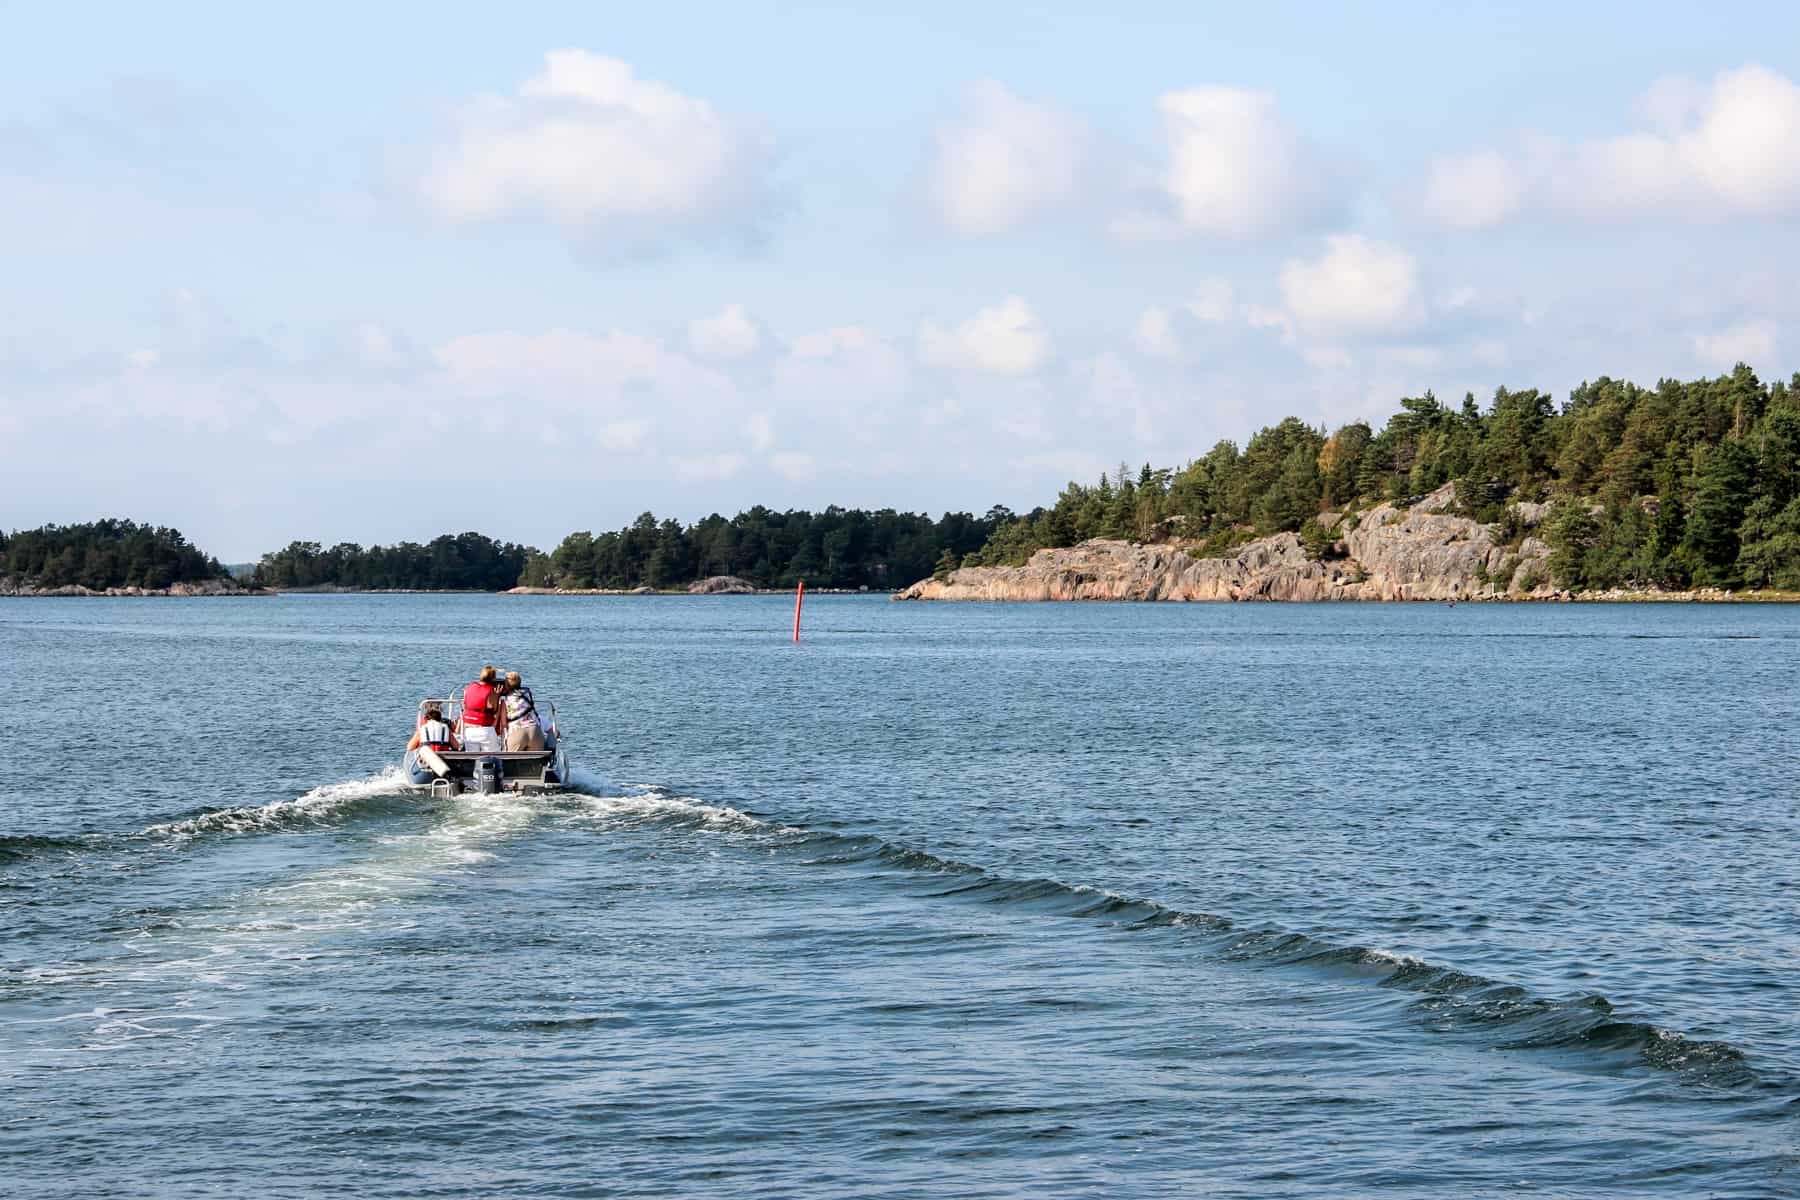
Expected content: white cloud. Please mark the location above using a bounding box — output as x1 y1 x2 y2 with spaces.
417 50 771 240
1139 86 1336 237
1422 150 1521 230
1278 235 1421 335
1374 345 1443 370
1440 285 1479 312
1638 74 1706 133
592 419 646 451
918 295 1051 375
1677 66 1800 212
688 303 760 359
1692 319 1778 367
433 327 735 452
1186 278 1235 323
1423 64 1800 228
671 452 746 482
354 323 399 366
1080 351 1155 445
1302 345 1353 370
929 80 1090 234
743 411 775 452
435 328 727 397
769 451 816 481
777 325 908 400
789 325 882 361
1132 306 1179 358
1243 303 1296 345
1471 340 1509 368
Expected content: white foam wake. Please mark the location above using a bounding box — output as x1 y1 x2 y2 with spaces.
144 766 413 839
559 768 764 831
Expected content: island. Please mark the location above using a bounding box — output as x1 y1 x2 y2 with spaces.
899 367 1800 601
0 520 256 597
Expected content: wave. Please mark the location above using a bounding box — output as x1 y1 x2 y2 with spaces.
149 759 628 844
11 762 624 864
0 833 101 863
597 809 1767 1091
1226 937 1754 1086
555 774 765 832
7 761 1773 1091
142 767 416 840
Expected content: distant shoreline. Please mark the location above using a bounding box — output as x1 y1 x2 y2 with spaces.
10 579 1798 603
0 580 268 599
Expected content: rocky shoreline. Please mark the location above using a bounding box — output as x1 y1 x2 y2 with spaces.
0 577 265 598
507 576 870 596
893 485 1780 603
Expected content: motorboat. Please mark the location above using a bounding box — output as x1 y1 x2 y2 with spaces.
404 691 569 795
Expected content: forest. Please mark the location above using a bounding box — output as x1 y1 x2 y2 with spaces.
252 533 535 591
246 510 999 592
529 506 1001 591
16 367 1800 596
0 520 228 590
962 366 1800 592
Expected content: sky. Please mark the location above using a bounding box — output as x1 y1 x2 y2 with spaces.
4 2 1799 560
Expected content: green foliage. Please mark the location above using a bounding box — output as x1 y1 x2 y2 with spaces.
1737 497 1800 589
254 533 535 591
958 366 1800 593
1298 518 1337 561
1683 440 1755 586
0 520 227 589
1544 503 1602 588
544 506 1002 591
518 551 556 589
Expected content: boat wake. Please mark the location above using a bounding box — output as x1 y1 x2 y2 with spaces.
568 797 1774 1094
5 764 658 863
557 770 764 832
4 765 1781 1095
142 767 417 840
0 833 104 863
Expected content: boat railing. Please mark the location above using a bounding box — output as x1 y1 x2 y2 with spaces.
421 690 562 748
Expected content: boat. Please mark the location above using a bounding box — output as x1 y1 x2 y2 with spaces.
403 691 570 795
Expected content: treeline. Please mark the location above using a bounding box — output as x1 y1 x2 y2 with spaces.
0 520 228 590
529 507 1002 591
253 533 535 591
965 366 1800 591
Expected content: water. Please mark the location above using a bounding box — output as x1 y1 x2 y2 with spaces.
3 595 1797 1197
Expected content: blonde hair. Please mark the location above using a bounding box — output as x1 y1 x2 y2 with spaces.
478 664 498 685
505 671 522 689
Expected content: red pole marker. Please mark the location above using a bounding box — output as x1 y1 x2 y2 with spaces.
793 579 806 642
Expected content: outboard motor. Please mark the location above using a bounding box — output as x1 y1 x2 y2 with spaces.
473 756 502 796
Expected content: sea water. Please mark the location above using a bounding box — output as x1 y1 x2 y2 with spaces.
2 595 1796 1197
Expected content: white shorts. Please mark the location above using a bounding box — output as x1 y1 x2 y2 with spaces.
461 724 502 753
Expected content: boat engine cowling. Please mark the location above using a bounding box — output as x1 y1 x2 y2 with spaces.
473 756 502 795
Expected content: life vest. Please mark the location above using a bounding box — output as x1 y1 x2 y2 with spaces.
462 681 497 726
420 719 453 751
503 686 538 726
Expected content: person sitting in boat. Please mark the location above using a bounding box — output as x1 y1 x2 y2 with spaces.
500 671 545 752
460 665 503 753
406 706 460 754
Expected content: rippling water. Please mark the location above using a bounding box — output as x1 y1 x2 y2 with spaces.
4 595 1798 1197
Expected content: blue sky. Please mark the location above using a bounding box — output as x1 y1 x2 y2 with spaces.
4 2 1798 559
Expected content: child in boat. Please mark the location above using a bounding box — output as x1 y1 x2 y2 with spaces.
407 707 459 754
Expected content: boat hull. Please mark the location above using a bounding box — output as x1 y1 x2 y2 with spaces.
405 747 569 793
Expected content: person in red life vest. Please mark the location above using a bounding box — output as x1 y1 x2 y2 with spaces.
406 707 460 754
460 665 504 753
